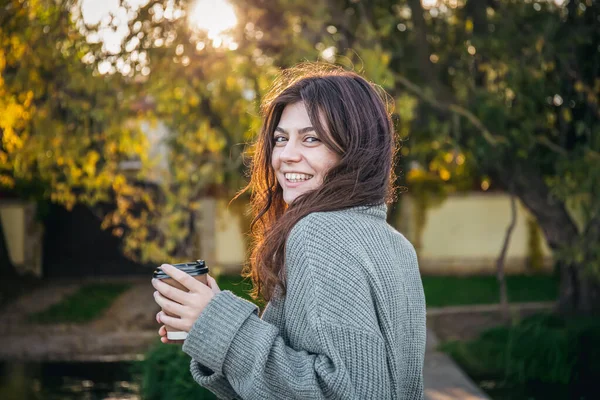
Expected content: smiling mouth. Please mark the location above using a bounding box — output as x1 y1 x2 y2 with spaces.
284 173 314 183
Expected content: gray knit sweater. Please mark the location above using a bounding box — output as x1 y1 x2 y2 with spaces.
182 204 426 399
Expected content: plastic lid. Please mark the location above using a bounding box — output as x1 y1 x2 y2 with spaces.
153 260 209 279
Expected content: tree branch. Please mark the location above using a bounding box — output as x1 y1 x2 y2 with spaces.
536 135 569 156
394 74 499 146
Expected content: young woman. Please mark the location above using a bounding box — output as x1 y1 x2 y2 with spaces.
152 64 426 399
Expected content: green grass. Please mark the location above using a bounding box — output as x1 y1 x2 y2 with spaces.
422 274 558 307
214 274 266 308
216 274 255 301
28 283 131 324
214 273 558 308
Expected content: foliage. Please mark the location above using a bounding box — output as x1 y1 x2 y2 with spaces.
441 313 600 396
27 283 131 324
79 0 285 262
140 342 217 400
0 0 148 209
2 0 598 312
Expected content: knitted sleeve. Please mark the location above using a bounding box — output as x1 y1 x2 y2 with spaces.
187 361 240 400
182 213 395 399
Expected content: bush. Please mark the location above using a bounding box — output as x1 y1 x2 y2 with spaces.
140 341 218 400
441 313 600 397
504 314 574 384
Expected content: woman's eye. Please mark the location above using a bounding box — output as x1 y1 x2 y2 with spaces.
305 137 320 143
273 136 286 144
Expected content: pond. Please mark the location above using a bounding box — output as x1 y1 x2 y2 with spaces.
477 378 580 400
0 361 141 399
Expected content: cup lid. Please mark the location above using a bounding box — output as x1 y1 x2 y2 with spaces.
153 260 209 279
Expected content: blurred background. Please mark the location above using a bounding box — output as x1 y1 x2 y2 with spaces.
0 0 598 399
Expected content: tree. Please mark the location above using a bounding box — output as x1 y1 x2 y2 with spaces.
0 0 176 268
219 0 600 314
398 0 600 315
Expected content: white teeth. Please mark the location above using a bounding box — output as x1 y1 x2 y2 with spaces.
285 173 313 182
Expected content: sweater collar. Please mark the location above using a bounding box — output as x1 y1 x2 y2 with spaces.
347 203 388 220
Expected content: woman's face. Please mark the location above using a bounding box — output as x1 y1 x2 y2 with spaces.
271 102 340 205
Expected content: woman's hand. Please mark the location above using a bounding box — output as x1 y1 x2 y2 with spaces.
152 264 221 343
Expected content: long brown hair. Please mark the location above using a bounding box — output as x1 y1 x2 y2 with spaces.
233 63 398 302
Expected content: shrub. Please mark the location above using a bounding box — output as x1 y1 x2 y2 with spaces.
441 312 600 395
140 341 217 400
504 314 574 384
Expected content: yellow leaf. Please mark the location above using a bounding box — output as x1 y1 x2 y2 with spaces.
465 19 473 33
83 150 100 176
0 174 15 188
439 168 451 181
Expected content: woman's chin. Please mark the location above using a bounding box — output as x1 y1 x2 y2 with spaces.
284 195 297 205
283 191 301 205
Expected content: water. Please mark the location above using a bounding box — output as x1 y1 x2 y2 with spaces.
478 378 587 400
0 361 141 400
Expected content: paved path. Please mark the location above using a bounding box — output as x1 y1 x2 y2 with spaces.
2 277 501 399
424 328 490 400
1 277 159 361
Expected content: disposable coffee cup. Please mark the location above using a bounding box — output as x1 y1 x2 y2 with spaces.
153 260 209 340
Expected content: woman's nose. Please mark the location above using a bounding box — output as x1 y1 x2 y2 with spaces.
279 141 302 162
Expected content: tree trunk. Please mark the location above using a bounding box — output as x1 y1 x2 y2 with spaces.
575 216 600 315
490 160 600 315
554 260 600 316
496 191 517 323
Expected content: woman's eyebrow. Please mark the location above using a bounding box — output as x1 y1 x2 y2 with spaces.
274 126 315 135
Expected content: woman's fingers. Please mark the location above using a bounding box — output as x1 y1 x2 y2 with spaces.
158 310 188 331
206 274 221 294
152 277 189 304
152 268 216 334
153 291 188 318
157 264 203 292
158 318 185 344
158 324 167 336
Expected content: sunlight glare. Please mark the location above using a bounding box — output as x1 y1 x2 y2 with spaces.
421 0 438 9
188 0 238 40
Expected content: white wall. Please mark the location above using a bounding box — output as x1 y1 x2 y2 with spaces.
0 201 44 277
205 192 554 275
214 199 247 272
398 193 553 274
